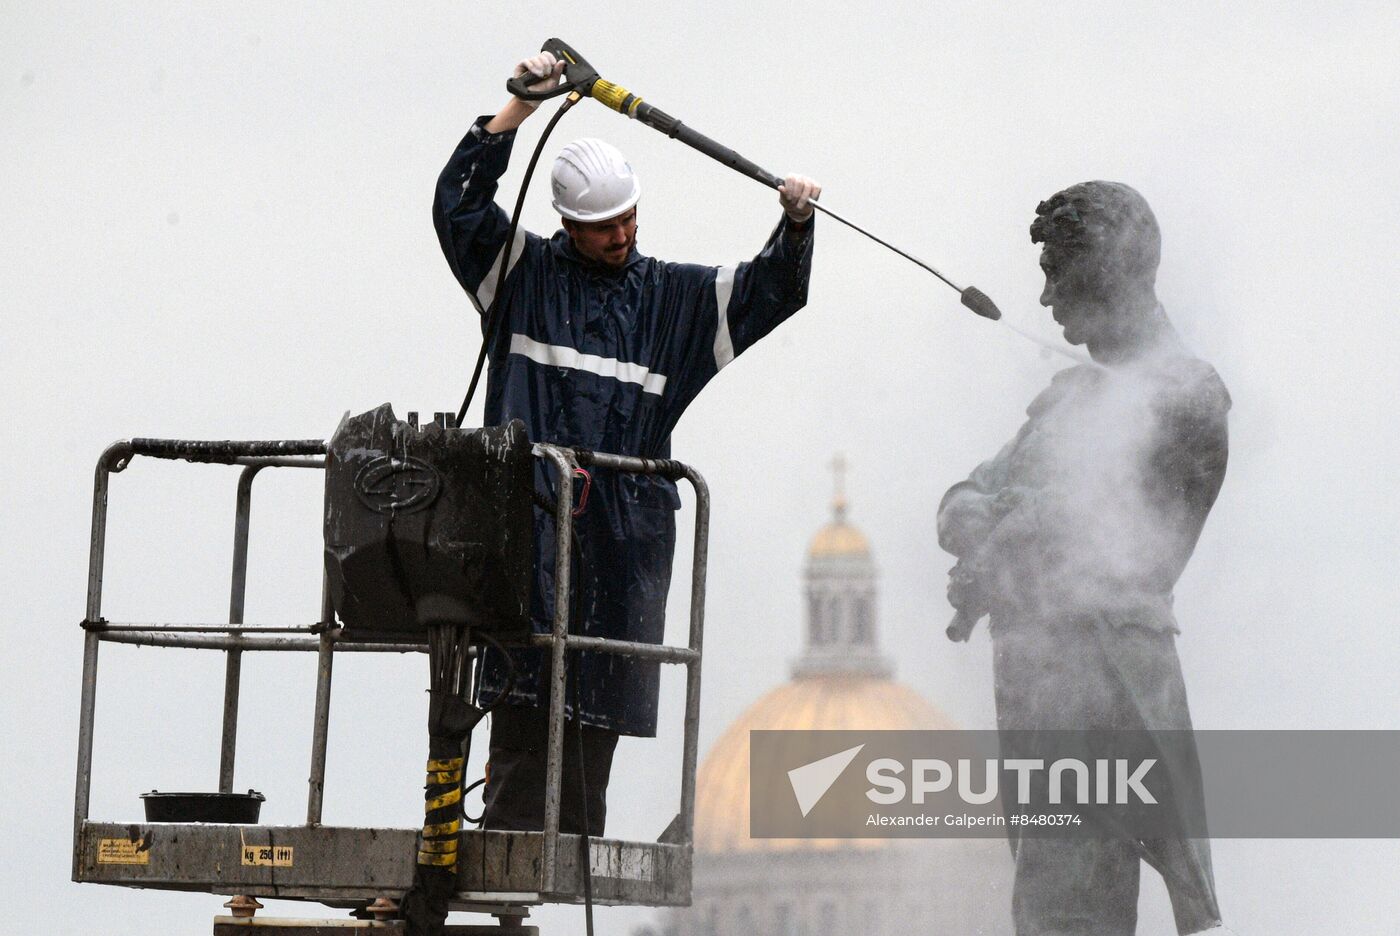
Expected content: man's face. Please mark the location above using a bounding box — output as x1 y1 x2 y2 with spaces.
563 207 638 270
1039 242 1111 347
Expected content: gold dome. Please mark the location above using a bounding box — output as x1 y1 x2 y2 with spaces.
693 675 959 854
806 517 870 558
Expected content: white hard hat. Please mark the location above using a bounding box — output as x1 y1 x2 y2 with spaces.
550 138 641 222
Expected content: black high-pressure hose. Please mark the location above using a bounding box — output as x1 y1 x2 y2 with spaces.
440 69 601 934
456 93 581 426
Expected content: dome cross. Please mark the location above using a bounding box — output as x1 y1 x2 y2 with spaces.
830 452 848 520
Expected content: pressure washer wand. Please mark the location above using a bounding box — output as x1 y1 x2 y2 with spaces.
630 104 1005 323
507 38 1004 323
803 198 973 297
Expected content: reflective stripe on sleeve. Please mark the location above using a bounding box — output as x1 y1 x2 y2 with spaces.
713 264 737 370
475 227 528 312
509 333 668 396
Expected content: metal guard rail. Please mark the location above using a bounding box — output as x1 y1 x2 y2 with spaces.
74 436 709 901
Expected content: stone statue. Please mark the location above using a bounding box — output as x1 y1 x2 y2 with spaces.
938 182 1230 935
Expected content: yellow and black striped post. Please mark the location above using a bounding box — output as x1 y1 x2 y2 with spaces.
401 624 484 936
418 756 464 870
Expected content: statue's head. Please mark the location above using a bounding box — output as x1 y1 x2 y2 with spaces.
1030 181 1162 353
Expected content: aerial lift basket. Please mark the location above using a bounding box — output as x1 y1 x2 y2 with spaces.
70 423 711 930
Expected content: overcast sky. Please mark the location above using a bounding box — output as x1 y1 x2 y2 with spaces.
4 3 1399 934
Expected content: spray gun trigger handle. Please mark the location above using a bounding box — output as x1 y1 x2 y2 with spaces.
507 37 599 101
506 71 580 102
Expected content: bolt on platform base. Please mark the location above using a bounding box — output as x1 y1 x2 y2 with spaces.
224 896 265 918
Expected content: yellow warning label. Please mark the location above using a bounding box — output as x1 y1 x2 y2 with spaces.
97 838 151 865
241 844 294 867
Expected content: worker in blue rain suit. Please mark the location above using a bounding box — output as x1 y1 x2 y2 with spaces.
938 182 1228 935
433 51 820 836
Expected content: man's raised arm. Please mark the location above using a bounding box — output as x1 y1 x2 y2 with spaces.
431 53 562 310
714 174 822 365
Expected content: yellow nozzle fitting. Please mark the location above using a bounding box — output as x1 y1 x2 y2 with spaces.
591 79 643 117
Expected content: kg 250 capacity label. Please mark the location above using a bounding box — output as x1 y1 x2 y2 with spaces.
241 845 294 867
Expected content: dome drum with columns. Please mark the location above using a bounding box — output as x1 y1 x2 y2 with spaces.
642 457 1012 936
795 455 890 680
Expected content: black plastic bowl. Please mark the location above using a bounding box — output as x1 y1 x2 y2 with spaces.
141 790 265 823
